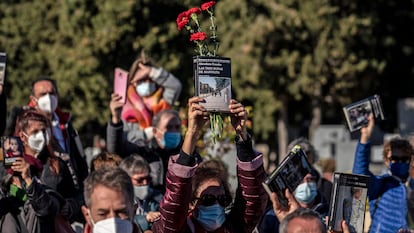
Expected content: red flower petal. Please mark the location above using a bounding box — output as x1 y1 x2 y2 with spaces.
187 7 201 15
190 32 207 41
176 11 189 25
201 1 216 11
177 18 189 30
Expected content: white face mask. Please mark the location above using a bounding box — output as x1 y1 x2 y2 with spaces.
36 94 58 113
23 130 50 154
89 215 133 233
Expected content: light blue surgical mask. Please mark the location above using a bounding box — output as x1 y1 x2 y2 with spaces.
133 185 150 200
196 203 226 232
160 132 181 149
294 182 318 204
135 82 157 97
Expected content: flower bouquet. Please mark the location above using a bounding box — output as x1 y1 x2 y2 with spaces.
177 1 232 143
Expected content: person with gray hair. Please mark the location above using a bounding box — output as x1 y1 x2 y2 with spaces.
268 189 350 233
119 155 163 232
81 167 142 233
279 208 326 233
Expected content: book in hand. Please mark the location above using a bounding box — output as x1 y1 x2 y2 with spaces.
0 52 6 85
342 95 385 132
2 136 24 169
193 56 231 112
262 145 315 208
327 172 369 233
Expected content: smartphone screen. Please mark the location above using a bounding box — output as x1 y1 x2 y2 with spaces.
114 68 129 104
2 136 24 169
0 52 7 85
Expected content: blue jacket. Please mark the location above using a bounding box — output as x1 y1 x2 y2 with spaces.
352 141 408 233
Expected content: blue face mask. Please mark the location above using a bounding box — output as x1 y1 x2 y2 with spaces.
390 162 410 181
136 82 157 97
196 204 226 232
294 182 318 204
160 132 181 149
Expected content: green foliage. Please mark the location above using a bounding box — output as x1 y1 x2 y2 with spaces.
1 0 412 144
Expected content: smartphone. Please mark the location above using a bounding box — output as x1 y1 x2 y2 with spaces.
2 136 24 169
0 52 7 85
114 68 129 104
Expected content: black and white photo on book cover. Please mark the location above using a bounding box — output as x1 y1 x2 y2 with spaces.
342 95 384 132
193 56 231 112
328 172 369 233
262 145 315 208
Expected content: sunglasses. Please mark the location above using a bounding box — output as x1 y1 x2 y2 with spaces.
388 155 411 163
195 194 232 207
133 176 151 184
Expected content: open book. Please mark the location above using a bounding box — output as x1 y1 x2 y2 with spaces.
262 145 314 208
327 172 369 233
342 95 385 132
193 56 231 112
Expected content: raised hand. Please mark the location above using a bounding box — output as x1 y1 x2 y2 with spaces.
229 99 248 140
270 189 300 222
182 97 209 155
109 93 124 124
360 114 374 144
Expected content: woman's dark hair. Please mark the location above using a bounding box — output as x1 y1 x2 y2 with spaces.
192 164 232 207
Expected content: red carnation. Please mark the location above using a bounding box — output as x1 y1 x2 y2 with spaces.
201 1 216 11
176 11 189 30
190 32 207 41
187 7 201 15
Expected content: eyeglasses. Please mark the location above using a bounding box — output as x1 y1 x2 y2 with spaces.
195 194 232 207
388 155 411 163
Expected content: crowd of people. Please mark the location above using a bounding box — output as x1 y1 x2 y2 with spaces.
0 52 413 233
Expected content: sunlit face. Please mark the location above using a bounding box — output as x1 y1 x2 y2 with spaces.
154 113 181 148
19 120 47 153
286 217 323 233
190 179 226 213
31 80 57 100
81 185 134 229
131 172 150 187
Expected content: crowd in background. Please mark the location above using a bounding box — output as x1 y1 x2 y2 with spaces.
0 51 412 233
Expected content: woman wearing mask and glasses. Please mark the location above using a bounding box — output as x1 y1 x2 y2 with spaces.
152 97 268 233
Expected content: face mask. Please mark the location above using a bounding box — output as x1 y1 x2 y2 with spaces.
160 132 181 149
133 185 149 200
294 182 318 204
390 162 410 181
36 94 58 113
89 213 133 233
135 82 157 97
24 130 50 154
196 203 226 232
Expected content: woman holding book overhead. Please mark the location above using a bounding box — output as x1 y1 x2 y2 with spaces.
352 115 414 233
151 96 267 233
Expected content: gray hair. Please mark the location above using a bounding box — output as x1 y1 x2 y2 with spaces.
119 154 150 177
279 208 326 233
83 167 134 216
287 137 318 164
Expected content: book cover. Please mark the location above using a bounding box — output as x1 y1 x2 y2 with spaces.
193 56 231 112
2 136 24 169
0 52 6 85
327 172 370 233
262 145 315 208
342 95 385 132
